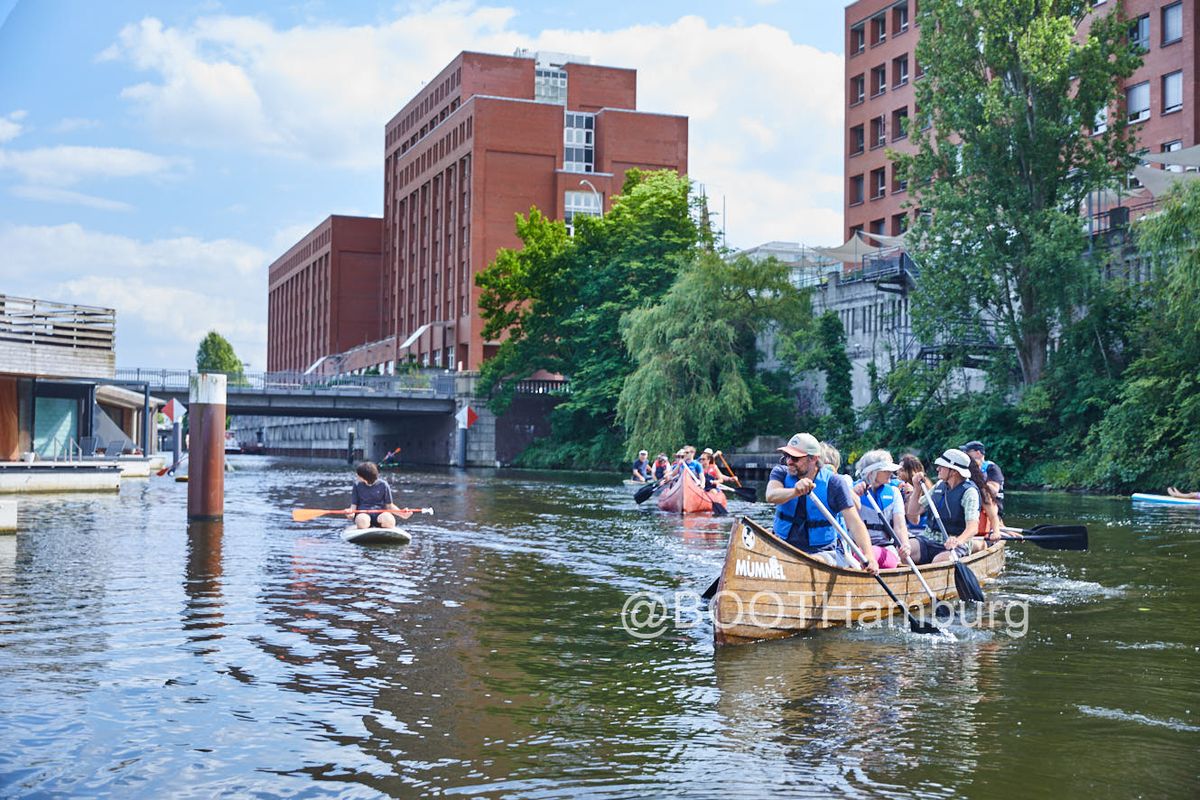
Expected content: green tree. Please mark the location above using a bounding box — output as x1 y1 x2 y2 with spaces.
475 169 697 467
617 251 810 456
896 0 1142 385
788 311 856 446
195 330 245 383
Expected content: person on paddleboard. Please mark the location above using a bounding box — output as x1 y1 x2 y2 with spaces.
1167 487 1200 499
344 461 411 529
631 450 652 482
766 433 879 573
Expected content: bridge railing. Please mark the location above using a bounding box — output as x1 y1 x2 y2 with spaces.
113 368 458 397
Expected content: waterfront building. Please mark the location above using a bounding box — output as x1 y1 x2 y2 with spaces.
265 50 688 375
266 215 383 373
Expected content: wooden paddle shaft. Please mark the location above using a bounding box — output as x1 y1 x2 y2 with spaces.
716 452 742 487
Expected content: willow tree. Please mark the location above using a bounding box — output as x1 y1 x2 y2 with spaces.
617 251 810 457
895 0 1141 385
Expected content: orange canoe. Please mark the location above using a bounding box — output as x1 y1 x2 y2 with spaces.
657 470 728 514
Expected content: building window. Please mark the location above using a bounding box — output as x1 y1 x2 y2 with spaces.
892 212 908 235
850 174 865 205
1093 106 1108 134
1126 81 1150 123
894 3 909 33
871 168 887 199
1129 15 1150 53
893 55 909 88
850 124 865 155
891 106 909 140
1163 139 1184 174
1162 71 1183 114
535 68 568 105
1162 2 1182 44
871 14 886 45
850 74 865 105
850 24 865 55
892 164 908 193
871 65 888 96
870 218 886 235
563 111 595 173
870 115 887 148
564 189 602 234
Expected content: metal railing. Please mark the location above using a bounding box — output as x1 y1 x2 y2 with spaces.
0 295 115 351
112 368 460 397
841 250 919 285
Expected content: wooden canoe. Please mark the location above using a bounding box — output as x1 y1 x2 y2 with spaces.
712 516 1005 646
657 470 728 514
341 527 412 545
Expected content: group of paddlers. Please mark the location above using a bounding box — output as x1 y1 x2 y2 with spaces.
766 433 1012 574
631 445 736 493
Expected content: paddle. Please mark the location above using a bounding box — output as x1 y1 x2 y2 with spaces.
921 481 987 603
292 507 433 522
157 453 188 477
809 494 942 635
862 487 949 619
715 453 757 501
633 479 664 504
995 524 1088 551
718 483 758 502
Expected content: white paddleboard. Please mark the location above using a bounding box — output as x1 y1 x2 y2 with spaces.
341 527 413 544
1131 492 1200 506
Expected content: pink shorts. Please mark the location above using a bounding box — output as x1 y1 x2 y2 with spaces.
872 545 901 569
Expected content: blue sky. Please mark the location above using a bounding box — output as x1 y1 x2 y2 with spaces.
0 1 848 369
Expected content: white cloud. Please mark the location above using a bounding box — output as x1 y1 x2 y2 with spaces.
10 185 133 211
0 144 184 186
102 5 845 245
0 222 268 367
0 110 24 143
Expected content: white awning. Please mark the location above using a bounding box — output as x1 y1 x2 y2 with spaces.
1133 164 1200 197
860 231 908 248
812 231 888 262
1141 144 1200 168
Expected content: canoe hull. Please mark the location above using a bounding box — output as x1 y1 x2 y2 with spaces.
657 472 727 514
1131 492 1200 506
712 516 1005 646
341 527 412 545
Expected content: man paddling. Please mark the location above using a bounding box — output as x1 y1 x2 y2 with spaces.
766 433 879 573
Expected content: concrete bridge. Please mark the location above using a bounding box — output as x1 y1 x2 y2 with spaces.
114 368 459 418
112 368 568 467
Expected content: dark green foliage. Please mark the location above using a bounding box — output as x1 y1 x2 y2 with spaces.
475 170 697 469
895 0 1142 385
787 311 856 447
195 330 246 384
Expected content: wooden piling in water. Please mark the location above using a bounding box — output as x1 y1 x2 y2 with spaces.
187 373 226 521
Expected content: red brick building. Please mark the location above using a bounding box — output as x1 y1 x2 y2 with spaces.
267 215 383 372
843 0 1196 243
381 51 688 370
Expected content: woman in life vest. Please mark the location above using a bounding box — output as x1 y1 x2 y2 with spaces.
853 449 912 569
898 453 933 531
652 453 671 482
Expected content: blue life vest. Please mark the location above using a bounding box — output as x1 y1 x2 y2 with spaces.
773 465 837 550
860 480 900 547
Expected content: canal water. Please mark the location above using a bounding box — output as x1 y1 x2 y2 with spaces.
1 458 1196 798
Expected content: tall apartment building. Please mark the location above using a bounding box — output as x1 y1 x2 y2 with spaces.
381 50 688 371
266 215 383 372
843 0 1196 244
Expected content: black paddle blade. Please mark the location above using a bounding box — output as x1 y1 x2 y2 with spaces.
953 561 986 603
633 481 658 504
908 615 943 635
711 502 729 517
1019 525 1088 551
731 485 757 502
701 576 720 600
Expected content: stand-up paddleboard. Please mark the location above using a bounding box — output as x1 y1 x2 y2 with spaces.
1132 493 1200 506
341 527 413 544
